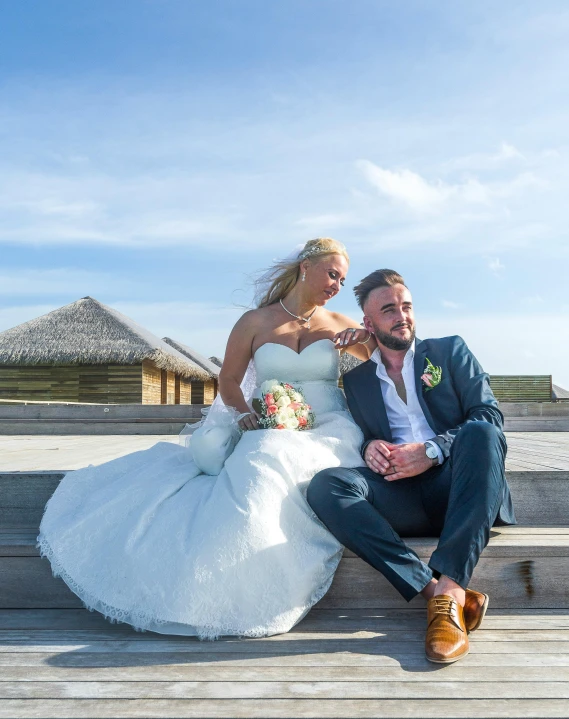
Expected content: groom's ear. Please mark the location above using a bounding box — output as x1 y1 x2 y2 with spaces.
362 316 374 335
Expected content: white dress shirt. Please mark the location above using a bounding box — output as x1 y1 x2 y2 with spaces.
370 341 444 465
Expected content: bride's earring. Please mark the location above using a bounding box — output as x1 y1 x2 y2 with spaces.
302 272 306 282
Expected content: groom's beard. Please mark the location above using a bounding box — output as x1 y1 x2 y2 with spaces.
372 323 416 351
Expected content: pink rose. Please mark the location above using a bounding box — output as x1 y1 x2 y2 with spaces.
265 393 274 405
298 416 307 427
276 424 285 430
267 404 278 415
421 373 433 388
289 402 301 411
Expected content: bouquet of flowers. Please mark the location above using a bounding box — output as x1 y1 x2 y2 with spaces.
252 379 315 431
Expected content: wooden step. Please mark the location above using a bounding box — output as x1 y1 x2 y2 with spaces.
1 528 568 610
0 609 568 719
2 471 568 528
0 420 193 435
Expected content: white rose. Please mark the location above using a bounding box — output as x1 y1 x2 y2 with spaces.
292 392 303 402
276 395 291 408
260 379 280 395
275 410 289 425
285 417 299 430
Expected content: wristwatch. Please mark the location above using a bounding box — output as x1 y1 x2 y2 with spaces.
424 441 439 464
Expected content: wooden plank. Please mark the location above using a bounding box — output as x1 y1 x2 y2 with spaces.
3 608 569 632
4 547 569 610
2 637 569 654
2 698 569 718
3 680 569 700
3 471 569 528
3 628 569 643
0 664 567 683
3 650 569 667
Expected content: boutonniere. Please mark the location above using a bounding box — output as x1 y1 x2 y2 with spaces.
421 358 442 392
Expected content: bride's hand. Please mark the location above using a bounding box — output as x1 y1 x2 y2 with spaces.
333 327 371 348
238 412 261 432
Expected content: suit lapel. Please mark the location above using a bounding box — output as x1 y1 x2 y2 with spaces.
361 360 393 442
414 339 437 432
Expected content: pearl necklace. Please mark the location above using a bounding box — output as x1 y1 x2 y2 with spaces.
279 299 317 329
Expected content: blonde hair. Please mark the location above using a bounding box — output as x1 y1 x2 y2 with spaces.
255 238 349 308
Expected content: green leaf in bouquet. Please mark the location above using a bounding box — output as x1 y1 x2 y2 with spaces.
252 398 264 414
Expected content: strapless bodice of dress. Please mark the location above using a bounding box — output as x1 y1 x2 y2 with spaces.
253 339 347 416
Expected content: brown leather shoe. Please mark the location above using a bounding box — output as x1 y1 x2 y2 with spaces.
464 589 489 633
425 594 469 664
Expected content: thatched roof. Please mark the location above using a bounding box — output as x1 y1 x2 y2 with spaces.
340 352 363 376
162 338 220 379
553 384 569 401
0 297 210 380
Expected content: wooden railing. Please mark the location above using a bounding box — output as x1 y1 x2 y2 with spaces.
489 375 552 402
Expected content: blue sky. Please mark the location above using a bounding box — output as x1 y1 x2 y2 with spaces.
1 1 569 386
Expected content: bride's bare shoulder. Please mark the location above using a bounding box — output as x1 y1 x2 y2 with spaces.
321 308 361 331
231 305 278 334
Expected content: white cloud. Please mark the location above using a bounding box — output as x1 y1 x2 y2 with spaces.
444 142 526 171
0 269 141 297
488 257 505 275
357 160 458 213
442 300 461 309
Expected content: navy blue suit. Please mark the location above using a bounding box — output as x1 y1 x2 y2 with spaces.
307 336 515 600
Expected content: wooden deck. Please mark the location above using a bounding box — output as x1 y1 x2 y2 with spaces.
1 432 569 472
2 433 569 716
1 608 569 717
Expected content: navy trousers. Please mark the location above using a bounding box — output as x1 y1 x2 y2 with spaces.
307 422 507 601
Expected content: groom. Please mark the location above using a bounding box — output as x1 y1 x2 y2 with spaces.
307 269 515 664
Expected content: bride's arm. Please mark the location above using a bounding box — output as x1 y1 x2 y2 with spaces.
330 312 377 361
218 311 261 431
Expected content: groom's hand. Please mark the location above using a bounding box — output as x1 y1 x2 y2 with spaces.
364 440 394 474
383 443 435 481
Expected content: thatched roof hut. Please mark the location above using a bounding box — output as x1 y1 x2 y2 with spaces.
553 384 569 401
0 296 209 381
0 297 214 404
162 338 220 379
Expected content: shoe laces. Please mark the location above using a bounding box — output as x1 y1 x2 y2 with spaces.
432 596 457 616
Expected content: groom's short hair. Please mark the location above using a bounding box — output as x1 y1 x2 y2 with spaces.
353 269 407 309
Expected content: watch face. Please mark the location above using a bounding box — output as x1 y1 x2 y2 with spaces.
426 445 438 459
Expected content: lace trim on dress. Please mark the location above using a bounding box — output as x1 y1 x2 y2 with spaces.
37 533 339 640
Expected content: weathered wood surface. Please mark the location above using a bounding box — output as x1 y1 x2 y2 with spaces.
1 552 568 610
0 364 143 405
2 472 568 528
2 698 569 718
3 608 569 631
0 432 567 472
0 611 569 717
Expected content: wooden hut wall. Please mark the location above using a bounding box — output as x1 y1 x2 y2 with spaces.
0 365 142 403
142 360 162 404
166 371 176 404
190 381 204 404
188 380 216 405
180 377 192 404
204 379 216 405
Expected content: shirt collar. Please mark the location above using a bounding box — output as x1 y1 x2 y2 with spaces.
371 339 416 369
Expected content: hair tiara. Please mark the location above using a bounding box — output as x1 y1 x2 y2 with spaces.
298 241 347 261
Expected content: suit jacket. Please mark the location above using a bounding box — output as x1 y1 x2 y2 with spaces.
342 335 516 526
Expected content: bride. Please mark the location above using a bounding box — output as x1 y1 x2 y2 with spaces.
38 237 376 639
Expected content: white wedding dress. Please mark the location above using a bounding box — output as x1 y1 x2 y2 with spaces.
38 339 364 639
